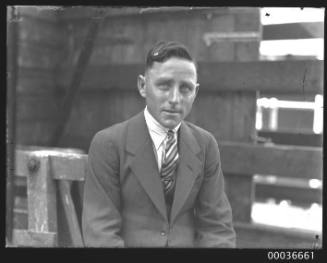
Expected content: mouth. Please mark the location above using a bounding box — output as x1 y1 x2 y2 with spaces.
162 109 181 114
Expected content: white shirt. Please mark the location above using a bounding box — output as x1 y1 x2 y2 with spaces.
144 107 181 171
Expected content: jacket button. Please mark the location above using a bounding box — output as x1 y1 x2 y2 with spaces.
160 231 166 236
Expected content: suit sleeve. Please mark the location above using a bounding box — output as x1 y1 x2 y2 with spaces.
194 133 236 248
82 130 125 247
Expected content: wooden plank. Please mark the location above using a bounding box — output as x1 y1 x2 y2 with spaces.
235 222 321 248
255 182 322 205
15 150 30 177
62 90 144 139
11 229 57 247
186 91 257 142
26 153 57 235
16 96 60 121
57 7 258 22
18 67 59 95
17 6 59 22
220 142 322 179
57 180 84 246
15 148 85 177
234 10 260 32
16 121 57 146
225 173 254 222
18 15 64 49
59 60 323 93
198 60 323 94
263 22 324 40
258 130 323 147
18 41 63 69
50 154 87 181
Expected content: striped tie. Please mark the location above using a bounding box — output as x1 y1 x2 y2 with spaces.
161 130 179 195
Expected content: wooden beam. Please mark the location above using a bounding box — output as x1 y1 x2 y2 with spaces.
220 142 322 179
263 22 324 40
56 7 240 22
235 222 321 248
59 60 323 94
197 60 323 93
225 173 254 223
16 141 323 181
258 130 323 147
15 148 86 179
26 153 58 236
57 181 84 246
255 183 322 205
50 154 87 181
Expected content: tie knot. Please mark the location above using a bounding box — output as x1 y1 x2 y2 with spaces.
167 130 174 139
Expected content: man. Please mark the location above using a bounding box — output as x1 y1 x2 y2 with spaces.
82 41 236 247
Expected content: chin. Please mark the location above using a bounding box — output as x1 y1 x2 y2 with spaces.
163 120 179 129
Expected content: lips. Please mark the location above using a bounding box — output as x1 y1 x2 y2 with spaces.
163 109 181 114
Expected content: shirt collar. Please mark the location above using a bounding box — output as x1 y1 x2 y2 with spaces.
144 106 181 150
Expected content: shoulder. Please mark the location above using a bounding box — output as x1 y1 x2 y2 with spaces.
90 112 142 148
183 120 218 146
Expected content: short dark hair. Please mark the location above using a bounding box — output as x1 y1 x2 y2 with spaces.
145 41 196 71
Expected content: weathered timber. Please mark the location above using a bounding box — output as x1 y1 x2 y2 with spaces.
50 154 88 181
16 121 58 146
11 229 57 247
235 222 321 248
16 96 60 121
57 7 254 22
18 67 59 95
50 9 106 146
27 153 58 237
255 182 322 205
18 41 63 69
263 22 324 40
16 142 322 182
58 60 323 93
220 142 322 179
17 6 60 22
57 180 84 246
258 130 323 147
225 173 254 222
18 13 64 47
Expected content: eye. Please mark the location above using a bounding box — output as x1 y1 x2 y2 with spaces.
157 81 171 90
180 84 193 93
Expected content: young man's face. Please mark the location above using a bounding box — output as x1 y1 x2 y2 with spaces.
138 57 199 129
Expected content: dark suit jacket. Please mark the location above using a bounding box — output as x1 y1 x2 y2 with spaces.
82 111 236 247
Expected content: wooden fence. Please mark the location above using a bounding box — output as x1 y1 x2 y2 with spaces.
8 7 323 248
11 141 322 248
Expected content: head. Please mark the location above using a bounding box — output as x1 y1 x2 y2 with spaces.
137 41 199 129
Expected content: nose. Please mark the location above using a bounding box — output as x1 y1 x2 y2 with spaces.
168 86 181 105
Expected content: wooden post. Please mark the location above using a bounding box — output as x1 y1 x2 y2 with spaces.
57 180 84 246
26 152 58 246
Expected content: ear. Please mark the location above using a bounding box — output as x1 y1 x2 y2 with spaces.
137 74 146 98
194 83 200 98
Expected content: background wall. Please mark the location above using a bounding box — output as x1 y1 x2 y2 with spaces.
14 7 261 152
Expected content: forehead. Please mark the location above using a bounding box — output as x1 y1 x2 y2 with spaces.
146 57 197 79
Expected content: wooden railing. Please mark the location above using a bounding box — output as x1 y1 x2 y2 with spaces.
10 142 322 248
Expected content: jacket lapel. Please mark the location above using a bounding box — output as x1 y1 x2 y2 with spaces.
126 112 168 221
170 121 202 224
